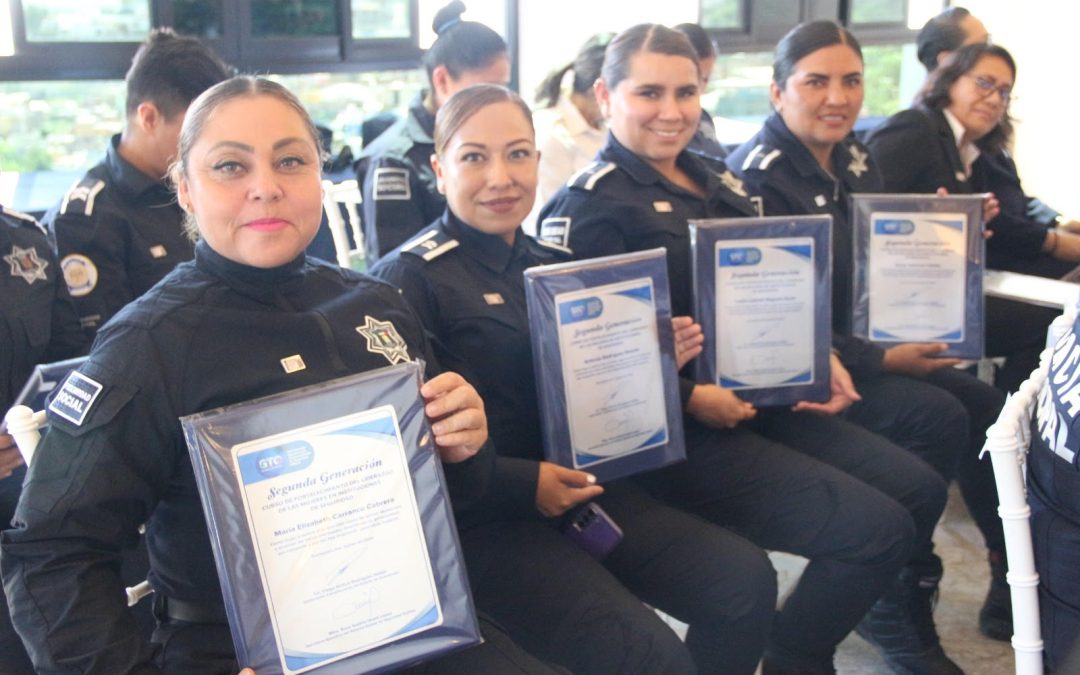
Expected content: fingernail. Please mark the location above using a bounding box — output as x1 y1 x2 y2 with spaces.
586 474 597 484
432 423 444 435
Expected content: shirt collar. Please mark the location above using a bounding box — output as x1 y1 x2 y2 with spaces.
763 112 877 190
194 239 307 303
104 134 174 200
441 210 527 274
942 108 981 177
406 92 436 144
600 133 709 192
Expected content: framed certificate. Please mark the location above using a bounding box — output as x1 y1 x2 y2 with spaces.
181 361 479 675
851 194 984 359
690 216 832 407
523 248 686 482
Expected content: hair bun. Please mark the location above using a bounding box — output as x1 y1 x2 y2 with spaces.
433 0 467 35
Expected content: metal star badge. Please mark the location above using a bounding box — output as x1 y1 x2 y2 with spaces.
5 245 49 284
848 146 869 178
356 315 410 365
719 170 748 197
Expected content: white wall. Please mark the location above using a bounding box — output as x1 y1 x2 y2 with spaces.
964 1 1080 218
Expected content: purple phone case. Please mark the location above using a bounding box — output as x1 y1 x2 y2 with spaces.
562 503 624 561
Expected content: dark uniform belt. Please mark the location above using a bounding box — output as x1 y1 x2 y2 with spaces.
157 595 228 624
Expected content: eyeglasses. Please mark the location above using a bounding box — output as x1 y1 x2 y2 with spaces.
966 75 1013 104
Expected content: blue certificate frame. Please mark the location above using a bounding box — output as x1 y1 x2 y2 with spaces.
851 194 984 359
523 248 686 483
690 215 833 407
181 361 478 675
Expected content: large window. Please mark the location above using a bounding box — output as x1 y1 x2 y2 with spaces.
22 0 150 42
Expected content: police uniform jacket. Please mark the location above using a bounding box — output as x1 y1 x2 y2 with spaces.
865 106 1048 270
726 112 886 377
0 241 505 674
355 93 445 261
1 205 87 413
42 134 191 337
1032 313 1080 520
372 212 574 512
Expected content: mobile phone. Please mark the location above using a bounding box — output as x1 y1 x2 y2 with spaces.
561 502 624 561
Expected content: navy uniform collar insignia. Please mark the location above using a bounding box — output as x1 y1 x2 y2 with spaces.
356 315 410 365
5 244 49 284
848 146 869 178
719 170 748 197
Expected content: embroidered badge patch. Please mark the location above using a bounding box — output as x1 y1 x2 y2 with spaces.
61 254 98 297
373 167 411 200
48 371 104 426
356 315 410 365
848 146 869 178
5 245 49 284
539 217 571 246
719 170 748 197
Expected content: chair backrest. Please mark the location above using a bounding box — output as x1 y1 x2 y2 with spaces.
983 348 1051 674
321 178 365 271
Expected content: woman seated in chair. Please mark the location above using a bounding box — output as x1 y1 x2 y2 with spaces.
0 76 558 675
372 82 778 675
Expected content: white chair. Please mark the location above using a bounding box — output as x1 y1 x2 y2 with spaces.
982 347 1053 674
322 178 365 270
4 404 153 608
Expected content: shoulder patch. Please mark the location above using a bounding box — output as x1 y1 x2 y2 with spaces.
59 178 107 216
538 217 571 247
61 254 99 297
372 167 411 200
48 371 104 427
568 161 617 191
739 144 783 172
401 229 459 262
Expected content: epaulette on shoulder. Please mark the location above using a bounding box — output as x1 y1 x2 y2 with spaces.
567 161 617 191
59 176 107 217
738 143 784 172
401 228 459 262
531 237 572 257
1 204 46 235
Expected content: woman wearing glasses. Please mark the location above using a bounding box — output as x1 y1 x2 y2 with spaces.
867 43 1080 395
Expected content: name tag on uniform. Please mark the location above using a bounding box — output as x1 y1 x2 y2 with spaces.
280 354 307 373
814 195 827 207
483 293 504 305
149 245 167 259
653 201 673 213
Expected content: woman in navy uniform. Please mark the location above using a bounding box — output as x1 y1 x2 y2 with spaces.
355 1 510 262
373 83 778 675
726 20 1012 665
1 204 89 675
1032 314 1080 672
1 77 559 675
866 43 1078 395
539 24 948 674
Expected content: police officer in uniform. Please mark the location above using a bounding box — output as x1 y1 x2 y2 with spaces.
1032 314 1080 672
2 77 559 675
1 204 88 675
355 1 510 262
373 84 778 675
540 24 949 674
42 28 230 338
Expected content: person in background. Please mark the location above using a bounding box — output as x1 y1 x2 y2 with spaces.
373 83 778 675
674 22 727 162
526 33 610 233
2 76 557 675
355 0 510 261
42 28 230 339
540 24 948 674
1 203 89 675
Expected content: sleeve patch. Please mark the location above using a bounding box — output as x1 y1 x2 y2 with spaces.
539 217 571 247
61 254 99 297
48 371 103 427
373 167 411 200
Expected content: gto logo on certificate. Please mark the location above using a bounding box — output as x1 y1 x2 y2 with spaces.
232 406 442 674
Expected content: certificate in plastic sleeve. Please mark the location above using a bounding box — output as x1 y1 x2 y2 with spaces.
852 194 984 358
524 248 685 482
555 278 668 469
690 216 832 407
181 361 479 675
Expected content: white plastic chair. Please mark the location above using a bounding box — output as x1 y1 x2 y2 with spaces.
4 404 153 608
322 178 365 270
982 348 1054 674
